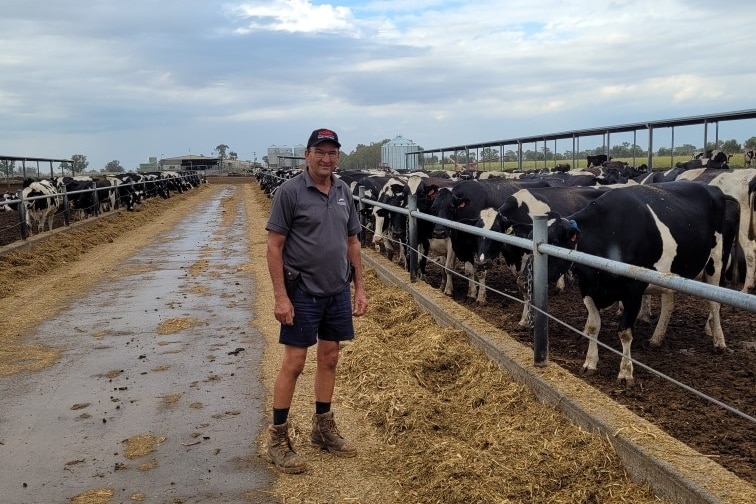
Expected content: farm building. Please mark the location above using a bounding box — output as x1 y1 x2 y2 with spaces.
267 144 306 168
381 134 420 171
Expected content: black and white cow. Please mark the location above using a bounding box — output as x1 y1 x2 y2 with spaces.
374 176 411 266
544 181 733 385
55 176 103 220
380 175 457 292
348 174 392 254
675 167 756 292
430 178 552 304
693 149 731 164
745 149 755 167
586 154 610 168
105 175 141 211
676 157 729 171
4 178 62 235
475 185 613 326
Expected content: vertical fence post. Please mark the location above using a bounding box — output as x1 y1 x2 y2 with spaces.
408 194 418 282
358 186 366 247
18 193 29 240
91 182 100 217
62 184 71 226
532 215 549 367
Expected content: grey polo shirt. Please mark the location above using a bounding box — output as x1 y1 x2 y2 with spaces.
266 168 361 296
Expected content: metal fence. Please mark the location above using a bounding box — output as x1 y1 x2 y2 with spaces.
355 189 756 422
407 108 756 171
1 173 200 242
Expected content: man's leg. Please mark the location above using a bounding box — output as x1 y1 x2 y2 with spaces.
311 340 356 457
268 345 308 473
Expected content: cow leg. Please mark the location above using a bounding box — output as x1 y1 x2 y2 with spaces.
648 292 674 347
616 295 643 386
617 328 635 386
637 295 653 323
45 209 55 232
702 244 728 351
464 262 477 300
441 243 455 297
704 301 727 351
515 272 531 327
417 241 428 281
581 297 602 374
372 214 385 251
742 244 755 292
475 269 487 305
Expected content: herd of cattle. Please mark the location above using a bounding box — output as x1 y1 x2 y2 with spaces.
256 152 756 385
0 171 206 237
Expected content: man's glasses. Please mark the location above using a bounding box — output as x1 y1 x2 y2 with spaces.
311 149 339 159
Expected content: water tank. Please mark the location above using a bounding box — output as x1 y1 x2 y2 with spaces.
381 135 420 171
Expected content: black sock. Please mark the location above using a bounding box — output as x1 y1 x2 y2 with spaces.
315 402 331 415
273 407 289 425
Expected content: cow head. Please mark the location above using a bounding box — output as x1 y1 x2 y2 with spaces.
546 215 581 282
430 188 454 239
1 191 19 212
474 208 503 270
476 208 535 273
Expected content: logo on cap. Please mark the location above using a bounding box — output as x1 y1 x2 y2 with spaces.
317 129 336 141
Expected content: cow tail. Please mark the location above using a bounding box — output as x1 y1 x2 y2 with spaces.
750 184 756 241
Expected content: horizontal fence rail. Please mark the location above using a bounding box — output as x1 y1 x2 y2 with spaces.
360 193 756 311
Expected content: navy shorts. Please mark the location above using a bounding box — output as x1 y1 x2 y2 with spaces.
279 284 355 347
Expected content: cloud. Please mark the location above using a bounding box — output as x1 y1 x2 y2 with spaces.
231 0 357 35
0 1 755 170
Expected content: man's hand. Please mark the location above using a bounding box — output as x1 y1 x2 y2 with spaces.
352 288 368 317
274 295 295 325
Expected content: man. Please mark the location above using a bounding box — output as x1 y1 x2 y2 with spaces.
265 128 368 473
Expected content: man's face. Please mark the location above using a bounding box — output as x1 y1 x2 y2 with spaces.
306 142 340 178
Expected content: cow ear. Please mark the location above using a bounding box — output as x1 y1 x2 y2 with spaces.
427 187 437 197
457 200 466 208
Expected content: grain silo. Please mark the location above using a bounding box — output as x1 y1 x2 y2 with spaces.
381 135 420 172
267 145 294 168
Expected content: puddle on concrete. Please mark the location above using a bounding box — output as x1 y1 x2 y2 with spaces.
0 186 275 503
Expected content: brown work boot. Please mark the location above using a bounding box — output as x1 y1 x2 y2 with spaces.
311 411 357 457
267 422 306 474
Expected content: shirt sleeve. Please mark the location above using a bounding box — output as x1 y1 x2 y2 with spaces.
266 182 295 236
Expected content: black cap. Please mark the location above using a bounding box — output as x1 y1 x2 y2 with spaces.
307 128 341 149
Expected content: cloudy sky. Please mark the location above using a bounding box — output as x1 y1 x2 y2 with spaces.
1 0 755 171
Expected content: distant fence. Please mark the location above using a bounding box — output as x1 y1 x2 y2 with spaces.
409 108 756 172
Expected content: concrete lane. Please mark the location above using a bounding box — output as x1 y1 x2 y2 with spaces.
0 185 275 504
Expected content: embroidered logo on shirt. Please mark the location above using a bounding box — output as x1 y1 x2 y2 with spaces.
337 197 347 206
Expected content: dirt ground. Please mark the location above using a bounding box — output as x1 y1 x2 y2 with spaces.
0 178 751 503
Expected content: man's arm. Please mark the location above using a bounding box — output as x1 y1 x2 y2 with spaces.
267 230 294 325
347 234 368 316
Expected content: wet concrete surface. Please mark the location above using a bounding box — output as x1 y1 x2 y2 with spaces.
0 186 275 503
